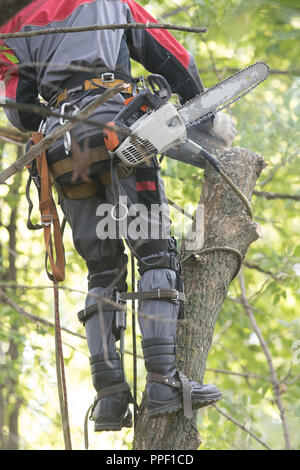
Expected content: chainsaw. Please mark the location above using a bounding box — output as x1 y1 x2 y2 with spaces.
103 62 269 171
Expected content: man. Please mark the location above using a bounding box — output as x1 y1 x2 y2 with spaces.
1 0 235 432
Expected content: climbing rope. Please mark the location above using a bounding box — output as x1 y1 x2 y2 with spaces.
26 133 71 450
181 246 243 281
53 278 72 450
131 253 138 431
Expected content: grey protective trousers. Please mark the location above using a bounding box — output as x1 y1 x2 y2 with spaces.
60 160 183 356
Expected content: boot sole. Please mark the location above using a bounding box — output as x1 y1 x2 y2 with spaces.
147 392 223 418
94 413 132 432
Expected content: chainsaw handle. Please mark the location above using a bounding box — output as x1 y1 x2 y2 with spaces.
147 74 172 102
113 75 171 126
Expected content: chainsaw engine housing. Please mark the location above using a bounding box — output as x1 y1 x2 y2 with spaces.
114 103 186 166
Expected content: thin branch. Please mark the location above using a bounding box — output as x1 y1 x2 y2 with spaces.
205 368 271 383
257 150 291 188
0 287 85 340
254 190 300 201
238 270 292 450
159 5 195 20
0 101 113 132
0 83 128 184
0 22 207 41
198 35 224 82
243 260 288 281
0 126 28 145
213 405 272 450
0 288 144 360
0 281 206 331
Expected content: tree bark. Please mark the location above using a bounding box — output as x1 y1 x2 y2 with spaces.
0 1 32 27
133 131 266 450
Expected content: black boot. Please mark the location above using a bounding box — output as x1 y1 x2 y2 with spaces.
142 337 222 418
89 352 132 431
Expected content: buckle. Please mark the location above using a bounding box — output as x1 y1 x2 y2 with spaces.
68 84 84 95
101 72 115 83
162 375 178 387
170 290 179 302
41 214 53 227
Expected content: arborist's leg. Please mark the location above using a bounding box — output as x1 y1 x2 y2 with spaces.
60 193 133 431
137 241 222 418
105 161 222 418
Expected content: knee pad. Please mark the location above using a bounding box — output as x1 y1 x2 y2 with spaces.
137 236 181 276
87 264 128 292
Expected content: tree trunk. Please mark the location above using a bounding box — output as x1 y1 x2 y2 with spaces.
133 131 266 450
0 1 32 27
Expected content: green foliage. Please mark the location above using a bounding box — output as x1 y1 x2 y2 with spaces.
0 0 300 451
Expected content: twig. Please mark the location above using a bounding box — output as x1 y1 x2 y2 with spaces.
254 190 300 201
159 5 195 20
198 34 224 82
0 22 207 40
0 83 127 184
213 405 272 450
238 269 292 450
0 287 85 339
257 151 290 188
0 281 203 330
0 126 28 145
243 261 288 281
0 287 143 359
205 368 270 382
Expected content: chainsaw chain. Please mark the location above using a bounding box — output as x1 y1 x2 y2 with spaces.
182 61 269 128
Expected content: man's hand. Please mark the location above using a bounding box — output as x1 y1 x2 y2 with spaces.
209 112 237 147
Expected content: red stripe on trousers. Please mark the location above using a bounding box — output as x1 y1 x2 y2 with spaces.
136 181 157 191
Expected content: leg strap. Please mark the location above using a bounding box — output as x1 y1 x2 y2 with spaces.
78 289 185 324
97 382 131 400
119 289 185 303
78 301 125 325
147 371 193 419
88 382 137 423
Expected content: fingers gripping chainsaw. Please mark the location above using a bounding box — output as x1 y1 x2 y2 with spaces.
103 62 269 214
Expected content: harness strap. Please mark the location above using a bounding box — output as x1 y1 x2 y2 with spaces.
147 371 193 419
78 289 185 325
48 146 110 180
32 132 65 282
120 289 185 303
78 300 126 325
84 381 137 450
178 372 193 419
53 76 134 109
147 372 181 388
97 382 131 399
60 181 102 200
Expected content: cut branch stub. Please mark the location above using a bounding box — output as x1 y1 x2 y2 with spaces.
133 131 266 450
